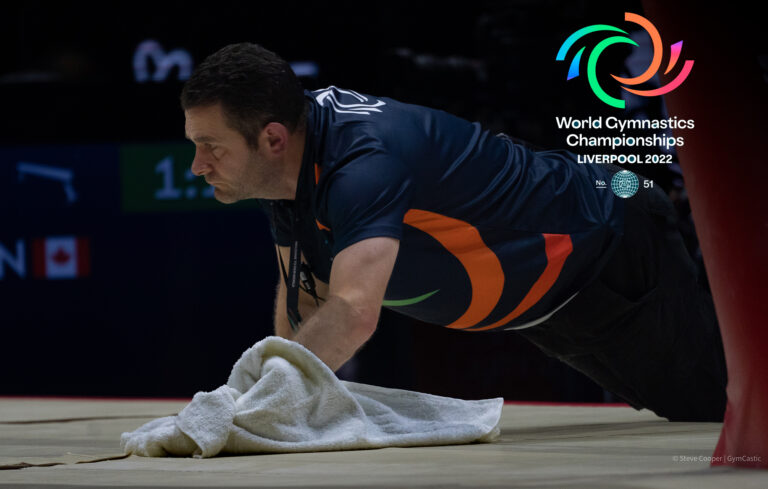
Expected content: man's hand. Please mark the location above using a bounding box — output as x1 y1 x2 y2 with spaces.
288 236 400 372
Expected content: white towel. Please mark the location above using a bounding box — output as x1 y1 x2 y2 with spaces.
121 336 503 458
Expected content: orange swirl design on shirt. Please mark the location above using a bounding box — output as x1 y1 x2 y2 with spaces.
402 209 572 330
403 209 504 329
464 233 573 331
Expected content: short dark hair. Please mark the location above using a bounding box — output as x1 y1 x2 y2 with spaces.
181 43 307 149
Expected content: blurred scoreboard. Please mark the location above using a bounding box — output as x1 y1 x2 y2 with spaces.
0 142 263 281
0 140 279 395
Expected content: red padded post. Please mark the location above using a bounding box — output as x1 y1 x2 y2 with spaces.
640 1 768 468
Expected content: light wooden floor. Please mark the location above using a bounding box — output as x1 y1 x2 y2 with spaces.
1 397 766 488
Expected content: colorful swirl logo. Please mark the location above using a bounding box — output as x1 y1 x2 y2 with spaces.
556 12 694 109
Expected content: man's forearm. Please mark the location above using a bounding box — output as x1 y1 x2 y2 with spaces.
292 294 377 372
273 282 295 341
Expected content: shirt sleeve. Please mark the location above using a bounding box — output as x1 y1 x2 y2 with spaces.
259 199 293 247
324 152 414 257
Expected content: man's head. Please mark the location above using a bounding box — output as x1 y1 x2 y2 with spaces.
181 43 308 202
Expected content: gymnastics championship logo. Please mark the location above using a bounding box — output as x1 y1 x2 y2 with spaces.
556 12 694 109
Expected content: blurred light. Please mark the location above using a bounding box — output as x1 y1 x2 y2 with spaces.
290 61 320 78
134 40 193 83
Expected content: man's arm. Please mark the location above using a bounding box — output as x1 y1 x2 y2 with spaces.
273 245 328 341
288 236 399 372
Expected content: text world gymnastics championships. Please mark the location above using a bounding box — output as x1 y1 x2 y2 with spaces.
555 116 695 164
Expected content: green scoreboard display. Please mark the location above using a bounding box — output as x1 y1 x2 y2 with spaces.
120 143 261 212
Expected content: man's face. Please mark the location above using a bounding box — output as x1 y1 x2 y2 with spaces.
185 104 280 203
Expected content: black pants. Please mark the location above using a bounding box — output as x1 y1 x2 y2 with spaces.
517 164 728 422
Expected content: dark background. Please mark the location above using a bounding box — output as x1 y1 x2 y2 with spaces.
1 1 762 401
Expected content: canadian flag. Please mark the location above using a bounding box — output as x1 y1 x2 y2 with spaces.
32 236 90 279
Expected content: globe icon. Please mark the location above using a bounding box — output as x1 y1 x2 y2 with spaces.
611 170 640 198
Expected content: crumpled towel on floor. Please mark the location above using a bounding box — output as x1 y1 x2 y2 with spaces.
121 336 503 458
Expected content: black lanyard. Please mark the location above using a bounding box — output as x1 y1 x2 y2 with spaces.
271 195 321 333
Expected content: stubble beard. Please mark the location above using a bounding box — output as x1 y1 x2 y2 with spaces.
215 151 281 203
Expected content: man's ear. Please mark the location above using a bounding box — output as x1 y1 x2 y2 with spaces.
262 122 290 154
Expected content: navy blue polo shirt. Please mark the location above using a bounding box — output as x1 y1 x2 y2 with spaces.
258 86 625 331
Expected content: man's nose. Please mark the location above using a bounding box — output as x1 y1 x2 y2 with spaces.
190 150 210 176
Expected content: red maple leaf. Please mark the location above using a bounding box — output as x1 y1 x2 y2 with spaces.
52 247 71 264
